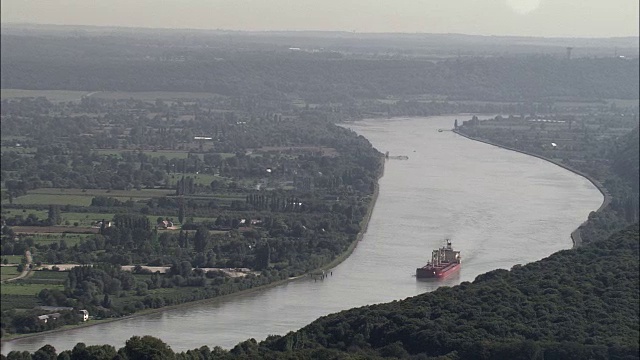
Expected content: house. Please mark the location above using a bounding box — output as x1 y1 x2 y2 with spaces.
37 313 62 323
93 220 113 228
157 220 174 229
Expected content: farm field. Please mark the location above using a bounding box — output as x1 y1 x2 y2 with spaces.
0 89 89 102
2 209 48 218
93 149 235 161
27 233 90 247
0 294 41 311
1 266 20 281
0 146 36 154
11 226 99 235
27 188 174 198
167 173 224 186
21 270 68 285
94 149 194 159
1 255 24 265
3 194 95 206
1 273 66 311
90 91 224 101
0 282 63 296
1 188 175 206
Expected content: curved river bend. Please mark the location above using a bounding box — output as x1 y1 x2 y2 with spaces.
1 115 603 354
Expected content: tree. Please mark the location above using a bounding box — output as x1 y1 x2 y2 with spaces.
47 205 62 226
193 226 210 253
178 205 185 225
83 345 118 360
31 345 57 360
122 335 175 360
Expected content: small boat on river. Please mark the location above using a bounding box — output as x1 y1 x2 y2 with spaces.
416 240 461 279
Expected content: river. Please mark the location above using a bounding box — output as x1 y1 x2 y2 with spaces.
1 115 603 354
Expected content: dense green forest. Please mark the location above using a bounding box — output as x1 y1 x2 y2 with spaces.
4 225 638 359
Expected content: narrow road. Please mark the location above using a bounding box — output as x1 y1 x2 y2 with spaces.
2 250 32 283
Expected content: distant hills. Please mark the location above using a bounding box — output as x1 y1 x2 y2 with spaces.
2 28 638 102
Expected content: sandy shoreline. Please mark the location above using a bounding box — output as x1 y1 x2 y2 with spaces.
452 129 610 248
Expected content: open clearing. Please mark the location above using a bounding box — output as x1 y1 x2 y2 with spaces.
28 188 173 198
1 255 24 264
1 267 20 281
167 173 223 186
1 188 174 206
0 282 63 296
0 89 90 102
94 149 194 159
91 91 224 101
11 226 99 234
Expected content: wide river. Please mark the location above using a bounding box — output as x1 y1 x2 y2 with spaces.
1 115 603 354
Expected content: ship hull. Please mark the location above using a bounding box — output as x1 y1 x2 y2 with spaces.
416 263 460 279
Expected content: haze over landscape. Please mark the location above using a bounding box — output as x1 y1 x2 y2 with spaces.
0 1 638 359
1 0 639 37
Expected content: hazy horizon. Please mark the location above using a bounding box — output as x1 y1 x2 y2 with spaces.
1 0 638 38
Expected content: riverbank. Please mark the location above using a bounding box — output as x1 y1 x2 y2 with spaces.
1 158 387 346
453 129 610 248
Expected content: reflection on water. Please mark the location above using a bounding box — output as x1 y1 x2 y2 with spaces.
1 115 603 355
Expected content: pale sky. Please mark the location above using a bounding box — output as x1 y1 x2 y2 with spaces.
1 0 638 38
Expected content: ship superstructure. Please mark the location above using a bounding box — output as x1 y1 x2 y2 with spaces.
416 240 461 279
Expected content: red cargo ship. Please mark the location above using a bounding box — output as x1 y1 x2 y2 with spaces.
416 240 461 279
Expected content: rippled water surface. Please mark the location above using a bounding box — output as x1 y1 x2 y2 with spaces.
1 115 603 354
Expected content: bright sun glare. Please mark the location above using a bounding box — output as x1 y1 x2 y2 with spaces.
505 0 542 14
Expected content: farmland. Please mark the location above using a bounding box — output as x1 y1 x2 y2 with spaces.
1 188 175 206
0 85 382 336
0 89 89 102
1 271 68 311
0 266 20 281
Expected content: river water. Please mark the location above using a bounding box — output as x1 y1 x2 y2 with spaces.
1 115 603 354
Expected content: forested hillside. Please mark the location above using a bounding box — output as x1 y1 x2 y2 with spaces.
252 225 639 359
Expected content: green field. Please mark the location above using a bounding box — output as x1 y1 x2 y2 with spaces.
1 255 24 264
22 270 68 285
28 188 173 198
3 194 95 206
2 188 174 206
0 294 41 310
28 233 89 247
1 266 20 281
94 149 235 161
57 212 114 226
0 146 36 154
0 282 63 296
94 149 194 160
167 173 224 186
91 91 224 101
0 89 90 102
